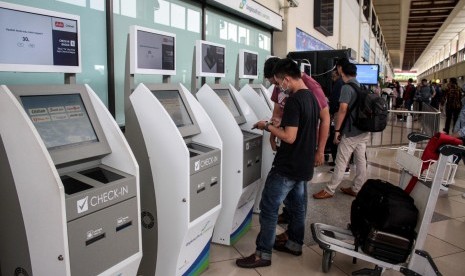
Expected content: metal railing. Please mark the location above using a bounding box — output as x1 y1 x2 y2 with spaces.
368 102 441 148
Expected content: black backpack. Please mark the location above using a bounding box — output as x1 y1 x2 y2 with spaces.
346 82 388 132
350 179 419 247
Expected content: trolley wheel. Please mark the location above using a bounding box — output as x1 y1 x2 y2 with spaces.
322 249 334 273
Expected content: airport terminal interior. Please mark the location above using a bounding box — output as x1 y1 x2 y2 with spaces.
1 0 465 275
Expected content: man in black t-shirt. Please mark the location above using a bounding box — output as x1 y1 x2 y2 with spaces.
236 58 320 268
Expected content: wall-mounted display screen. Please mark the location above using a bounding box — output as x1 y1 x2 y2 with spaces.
355 64 379 85
20 94 98 150
196 40 225 77
239 49 258 79
0 2 81 73
152 90 193 128
130 25 176 75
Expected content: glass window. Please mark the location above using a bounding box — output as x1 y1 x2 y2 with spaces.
187 9 200 33
219 20 227 40
90 0 104 11
170 3 185 30
239 26 249 45
228 22 237 42
154 0 170 26
121 0 136 18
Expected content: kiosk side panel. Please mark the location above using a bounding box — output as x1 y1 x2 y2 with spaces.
0 86 70 275
0 135 32 276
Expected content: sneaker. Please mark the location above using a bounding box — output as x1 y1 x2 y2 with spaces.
329 167 350 174
340 186 357 197
273 243 302 256
236 254 271 268
313 190 333 199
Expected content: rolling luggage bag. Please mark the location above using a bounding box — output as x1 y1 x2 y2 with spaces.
362 229 412 264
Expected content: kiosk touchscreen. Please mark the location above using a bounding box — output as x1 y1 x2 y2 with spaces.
0 3 141 276
125 25 222 276
197 82 263 245
0 85 141 276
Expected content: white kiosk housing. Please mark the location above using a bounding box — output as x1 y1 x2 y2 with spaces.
0 3 141 276
197 83 262 245
0 85 142 276
125 26 222 276
239 83 274 213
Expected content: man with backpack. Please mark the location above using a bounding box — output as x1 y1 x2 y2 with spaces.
313 63 371 199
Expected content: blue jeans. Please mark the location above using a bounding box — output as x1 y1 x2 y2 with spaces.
255 170 307 260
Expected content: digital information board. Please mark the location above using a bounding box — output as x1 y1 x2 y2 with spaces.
0 3 80 72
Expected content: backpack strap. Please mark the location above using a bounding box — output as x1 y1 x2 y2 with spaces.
340 82 360 133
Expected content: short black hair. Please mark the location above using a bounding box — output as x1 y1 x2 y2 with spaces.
421 78 427 82
341 62 357 77
408 78 413 83
336 57 349 67
450 77 457 84
273 58 301 79
264 57 280 78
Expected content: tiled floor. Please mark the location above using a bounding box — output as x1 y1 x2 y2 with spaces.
202 127 465 275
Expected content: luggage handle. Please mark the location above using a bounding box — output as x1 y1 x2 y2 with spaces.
407 132 430 143
439 144 465 156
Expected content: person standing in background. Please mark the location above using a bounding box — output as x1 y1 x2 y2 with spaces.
313 63 370 199
443 78 463 134
431 81 442 110
403 78 415 111
416 79 434 112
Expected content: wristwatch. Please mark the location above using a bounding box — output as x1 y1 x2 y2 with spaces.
265 121 272 132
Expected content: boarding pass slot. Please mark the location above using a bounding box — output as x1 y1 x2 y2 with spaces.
116 221 133 232
86 233 106 246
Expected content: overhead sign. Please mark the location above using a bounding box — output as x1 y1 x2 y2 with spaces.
207 0 282 31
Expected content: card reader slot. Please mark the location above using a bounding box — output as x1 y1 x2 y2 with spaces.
247 160 253 167
197 187 206 193
210 181 218 187
86 233 105 246
116 221 133 232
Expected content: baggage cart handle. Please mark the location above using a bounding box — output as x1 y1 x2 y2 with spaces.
407 132 431 143
438 144 465 156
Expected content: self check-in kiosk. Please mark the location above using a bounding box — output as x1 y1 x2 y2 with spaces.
239 84 274 214
124 26 222 276
0 3 141 276
195 43 263 245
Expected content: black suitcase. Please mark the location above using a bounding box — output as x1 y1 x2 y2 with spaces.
351 179 419 245
362 228 412 264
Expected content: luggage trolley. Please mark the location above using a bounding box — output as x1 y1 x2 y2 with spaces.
311 132 465 275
